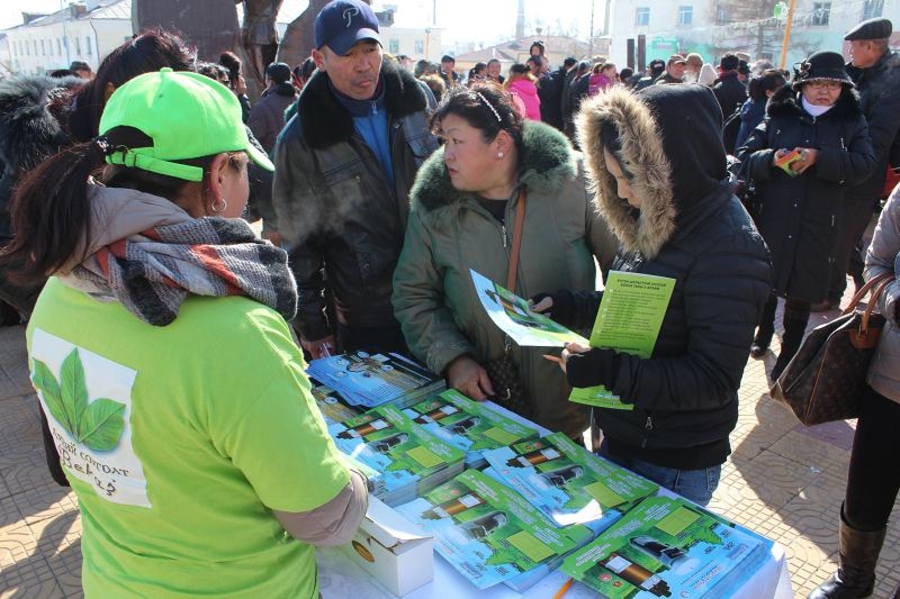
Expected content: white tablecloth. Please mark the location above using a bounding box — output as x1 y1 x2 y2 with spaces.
317 540 793 599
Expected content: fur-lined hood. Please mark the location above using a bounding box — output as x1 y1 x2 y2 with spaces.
296 60 426 151
0 74 82 173
575 84 728 259
411 120 577 215
766 83 863 121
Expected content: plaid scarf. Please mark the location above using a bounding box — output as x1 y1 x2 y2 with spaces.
63 217 297 326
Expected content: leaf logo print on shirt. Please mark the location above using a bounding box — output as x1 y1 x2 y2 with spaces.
32 349 126 452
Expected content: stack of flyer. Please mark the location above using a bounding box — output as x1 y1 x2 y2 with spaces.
395 469 594 591
560 495 770 598
308 378 360 426
329 404 465 506
307 351 445 409
400 389 540 468
483 432 659 533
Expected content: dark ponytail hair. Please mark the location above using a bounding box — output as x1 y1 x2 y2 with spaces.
0 127 220 282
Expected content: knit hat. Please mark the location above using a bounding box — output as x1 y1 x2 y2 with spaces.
99 68 274 181
314 0 381 56
792 51 854 90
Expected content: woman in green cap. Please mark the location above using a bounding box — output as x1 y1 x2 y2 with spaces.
0 69 367 598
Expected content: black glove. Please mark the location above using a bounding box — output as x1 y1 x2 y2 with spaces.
565 347 622 393
530 289 576 328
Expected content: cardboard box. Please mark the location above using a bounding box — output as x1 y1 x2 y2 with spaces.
341 496 434 596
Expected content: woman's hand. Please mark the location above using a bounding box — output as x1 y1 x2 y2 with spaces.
446 355 495 400
791 148 819 174
301 335 337 360
558 342 592 373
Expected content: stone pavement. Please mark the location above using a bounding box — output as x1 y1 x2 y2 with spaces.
2 293 900 598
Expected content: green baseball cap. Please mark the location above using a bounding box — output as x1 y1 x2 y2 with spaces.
99 68 274 181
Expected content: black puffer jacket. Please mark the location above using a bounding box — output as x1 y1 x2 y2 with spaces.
272 62 438 340
737 86 874 301
566 84 772 469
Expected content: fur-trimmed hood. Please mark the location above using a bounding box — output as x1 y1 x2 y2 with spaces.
296 60 426 151
575 84 728 259
411 120 577 214
766 83 863 121
0 74 82 173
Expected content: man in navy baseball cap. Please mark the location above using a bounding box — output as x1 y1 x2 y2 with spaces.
314 0 381 56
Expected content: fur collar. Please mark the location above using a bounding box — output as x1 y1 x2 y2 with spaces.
410 120 578 212
296 60 426 150
0 75 81 173
575 86 676 259
766 84 863 120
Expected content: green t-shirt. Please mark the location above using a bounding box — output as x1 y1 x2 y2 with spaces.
27 278 350 598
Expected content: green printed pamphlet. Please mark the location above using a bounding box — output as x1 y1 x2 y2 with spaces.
569 272 675 410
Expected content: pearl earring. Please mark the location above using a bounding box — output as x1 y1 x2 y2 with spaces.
497 151 504 158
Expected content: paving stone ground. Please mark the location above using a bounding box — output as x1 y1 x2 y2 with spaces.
2 277 899 598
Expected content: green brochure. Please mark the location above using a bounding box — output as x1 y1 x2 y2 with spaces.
569 272 675 410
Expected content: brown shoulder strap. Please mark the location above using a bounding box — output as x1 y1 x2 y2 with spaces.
506 188 527 291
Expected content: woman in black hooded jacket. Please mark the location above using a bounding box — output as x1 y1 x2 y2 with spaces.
533 84 772 506
737 51 875 380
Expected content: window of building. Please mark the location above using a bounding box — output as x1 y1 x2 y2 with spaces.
678 6 693 26
85 36 92 55
40 39 45 55
635 6 650 26
75 37 81 55
863 0 884 19
812 2 831 26
414 39 424 55
33 40 37 56
389 38 400 54
57 39 62 55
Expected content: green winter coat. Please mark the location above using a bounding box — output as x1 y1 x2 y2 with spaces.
392 121 617 437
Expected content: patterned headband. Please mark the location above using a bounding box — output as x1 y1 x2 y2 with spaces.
473 91 502 122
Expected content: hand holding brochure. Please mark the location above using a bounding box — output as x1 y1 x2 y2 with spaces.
569 272 675 410
470 269 588 347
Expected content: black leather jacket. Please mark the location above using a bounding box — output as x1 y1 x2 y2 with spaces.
272 63 438 340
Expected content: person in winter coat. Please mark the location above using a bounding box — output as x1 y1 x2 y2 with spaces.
533 84 772 506
392 85 618 439
1 68 367 599
808 184 900 599
713 53 748 120
505 63 541 121
247 62 297 154
588 62 617 96
733 69 786 153
737 51 875 380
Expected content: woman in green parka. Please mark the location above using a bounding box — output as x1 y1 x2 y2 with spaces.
392 86 617 439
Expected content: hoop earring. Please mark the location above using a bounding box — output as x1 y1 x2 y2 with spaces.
211 197 227 213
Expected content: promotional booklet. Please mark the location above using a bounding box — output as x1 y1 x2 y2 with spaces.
328 404 465 506
561 495 769 598
308 378 360 426
470 269 589 347
307 351 445 409
569 272 675 410
401 389 540 468
483 432 659 532
395 468 594 590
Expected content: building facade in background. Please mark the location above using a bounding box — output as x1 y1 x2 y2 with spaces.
609 0 900 69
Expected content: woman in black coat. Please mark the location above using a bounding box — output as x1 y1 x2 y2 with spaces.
737 51 875 379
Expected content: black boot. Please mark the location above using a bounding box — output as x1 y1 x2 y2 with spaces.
752 294 777 358
771 299 810 381
808 511 886 599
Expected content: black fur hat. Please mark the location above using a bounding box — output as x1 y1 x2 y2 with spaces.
792 51 854 90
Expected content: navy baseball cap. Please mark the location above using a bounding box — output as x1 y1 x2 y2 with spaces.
315 0 381 56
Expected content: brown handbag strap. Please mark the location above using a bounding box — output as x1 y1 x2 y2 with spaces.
860 275 895 335
506 187 527 291
842 272 895 315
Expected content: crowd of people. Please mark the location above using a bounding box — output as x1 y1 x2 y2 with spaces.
0 0 899 597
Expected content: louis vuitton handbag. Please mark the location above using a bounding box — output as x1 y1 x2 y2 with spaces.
770 272 894 425
482 188 531 417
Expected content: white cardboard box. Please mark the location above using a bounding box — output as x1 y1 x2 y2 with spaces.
340 496 434 596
